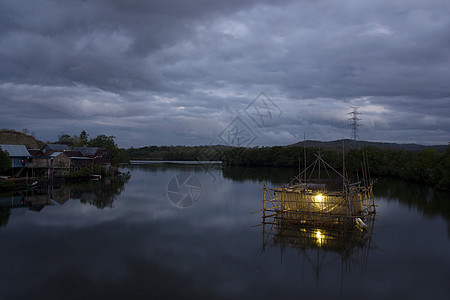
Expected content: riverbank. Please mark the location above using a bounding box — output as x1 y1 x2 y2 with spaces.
0 177 65 193
0 166 126 193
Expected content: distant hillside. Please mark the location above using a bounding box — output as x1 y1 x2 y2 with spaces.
0 129 43 148
289 139 448 152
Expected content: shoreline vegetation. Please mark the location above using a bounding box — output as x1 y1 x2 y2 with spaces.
1 129 449 191
126 143 450 191
0 166 129 194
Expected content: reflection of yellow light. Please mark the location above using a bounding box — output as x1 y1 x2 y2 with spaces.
315 230 323 247
314 194 323 202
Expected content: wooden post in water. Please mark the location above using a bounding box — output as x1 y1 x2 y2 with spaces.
263 184 266 218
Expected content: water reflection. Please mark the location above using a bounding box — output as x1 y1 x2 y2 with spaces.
375 177 450 239
1 163 449 299
262 215 375 281
0 188 54 228
69 174 130 209
0 173 130 228
0 189 53 211
0 207 10 228
222 165 297 184
375 177 450 221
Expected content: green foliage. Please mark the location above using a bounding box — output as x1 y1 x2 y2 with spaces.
93 165 112 177
64 167 92 179
57 131 89 147
88 134 129 165
79 130 89 146
435 148 450 190
88 134 116 149
0 180 14 191
0 149 10 174
127 145 225 161
222 146 338 169
66 130 90 147
337 147 449 190
58 132 71 144
112 148 130 165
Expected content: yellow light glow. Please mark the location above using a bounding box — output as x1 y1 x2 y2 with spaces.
314 194 323 202
315 230 323 247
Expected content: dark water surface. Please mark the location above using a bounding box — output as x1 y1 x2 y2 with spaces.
0 162 449 299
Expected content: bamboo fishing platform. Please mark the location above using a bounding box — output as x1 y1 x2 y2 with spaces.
261 150 376 228
259 149 377 279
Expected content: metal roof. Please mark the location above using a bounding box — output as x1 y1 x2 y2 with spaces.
0 145 31 157
44 144 71 151
50 152 63 157
73 147 99 156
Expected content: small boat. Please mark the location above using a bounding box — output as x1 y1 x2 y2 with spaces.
91 174 102 180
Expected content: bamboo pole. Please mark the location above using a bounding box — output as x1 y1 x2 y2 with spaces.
304 133 307 183
342 138 345 193
263 185 266 218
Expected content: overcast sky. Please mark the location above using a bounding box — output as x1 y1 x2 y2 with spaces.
1 0 449 147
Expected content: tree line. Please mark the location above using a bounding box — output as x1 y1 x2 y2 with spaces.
127 145 229 161
126 144 450 190
222 146 450 191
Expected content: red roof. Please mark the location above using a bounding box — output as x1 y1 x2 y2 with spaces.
28 149 45 157
62 150 83 158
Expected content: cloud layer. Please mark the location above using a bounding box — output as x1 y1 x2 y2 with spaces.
1 0 449 147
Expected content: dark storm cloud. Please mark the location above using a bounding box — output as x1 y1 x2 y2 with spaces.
0 0 294 91
0 0 449 146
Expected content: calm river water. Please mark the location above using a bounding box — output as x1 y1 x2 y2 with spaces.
0 162 449 299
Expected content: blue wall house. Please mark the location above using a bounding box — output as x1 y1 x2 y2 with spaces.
0 145 31 168
0 145 32 177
